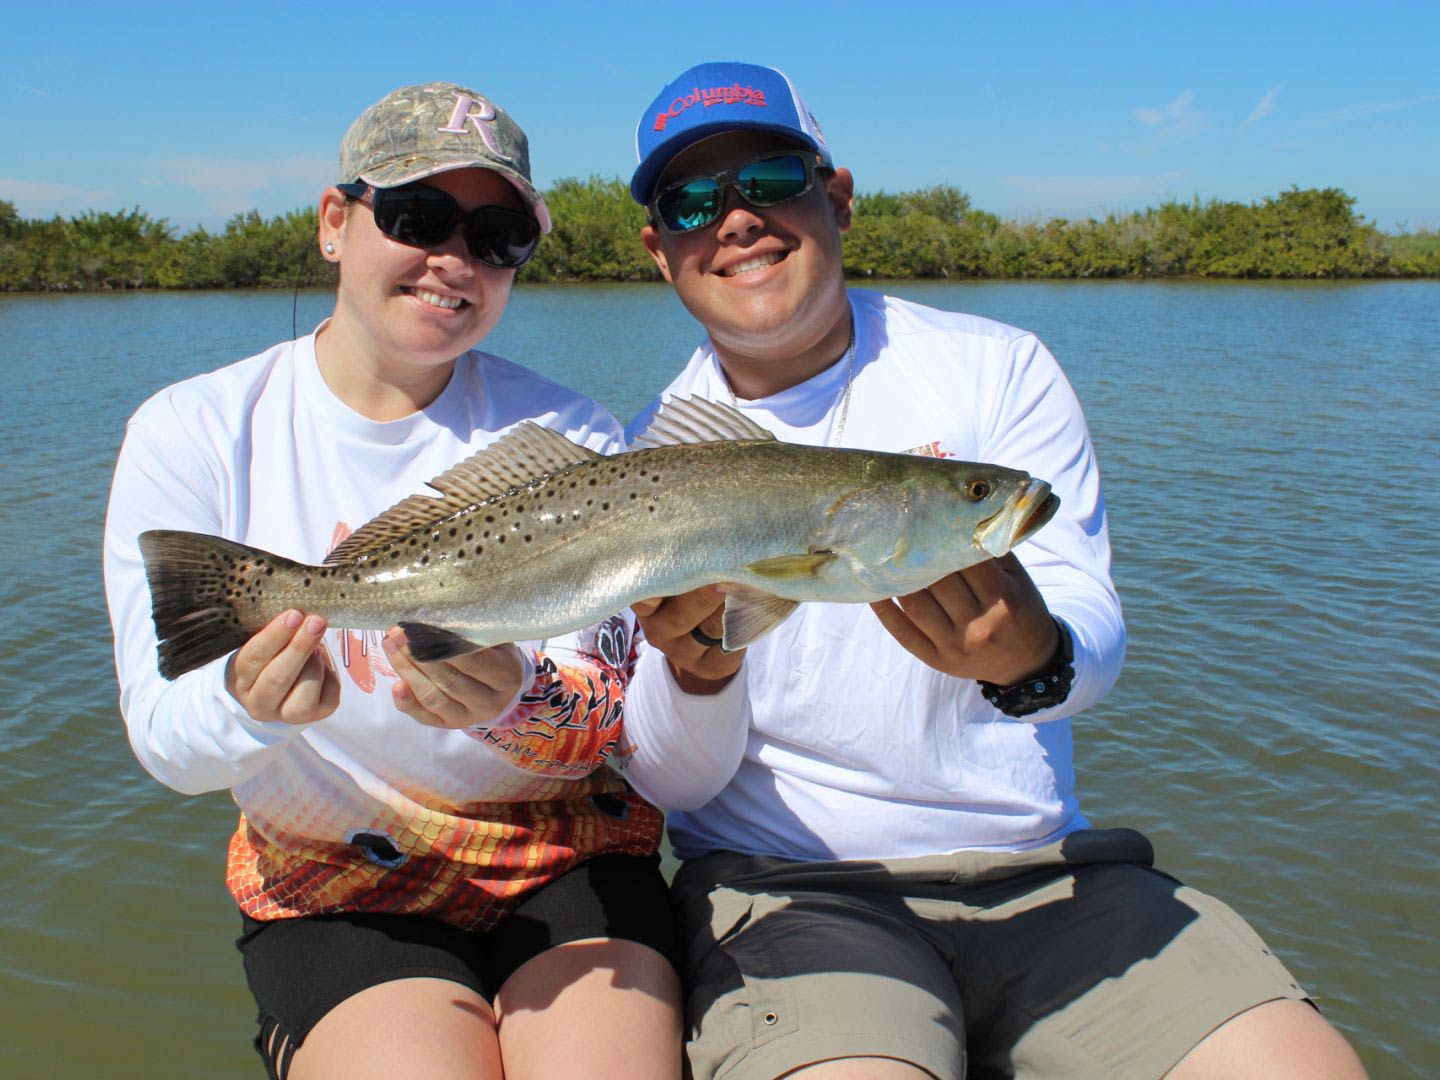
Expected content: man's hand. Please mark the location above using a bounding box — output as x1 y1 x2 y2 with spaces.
869 554 1059 685
632 586 745 694
383 629 526 729
225 610 341 725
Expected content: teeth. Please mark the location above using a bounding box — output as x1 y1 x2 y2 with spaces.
414 289 463 309
720 252 783 277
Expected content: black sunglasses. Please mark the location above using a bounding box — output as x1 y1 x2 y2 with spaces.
650 152 826 234
337 181 541 269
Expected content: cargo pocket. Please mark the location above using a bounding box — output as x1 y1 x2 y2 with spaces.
680 886 800 1073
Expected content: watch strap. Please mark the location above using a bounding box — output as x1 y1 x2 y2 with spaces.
978 618 1075 718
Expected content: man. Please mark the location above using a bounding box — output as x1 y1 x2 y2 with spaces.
615 62 1367 1079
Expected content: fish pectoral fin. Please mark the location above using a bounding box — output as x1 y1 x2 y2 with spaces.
397 622 489 663
629 395 776 448
745 552 836 579
721 587 801 651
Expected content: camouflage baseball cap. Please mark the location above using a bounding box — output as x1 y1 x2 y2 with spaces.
339 81 551 233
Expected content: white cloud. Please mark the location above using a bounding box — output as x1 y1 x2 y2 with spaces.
1131 90 1207 140
1238 85 1284 132
0 177 116 216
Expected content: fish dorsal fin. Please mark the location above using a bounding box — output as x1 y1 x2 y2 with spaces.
629 395 775 448
323 422 600 565
721 584 802 651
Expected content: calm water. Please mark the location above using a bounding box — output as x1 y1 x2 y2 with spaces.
1 281 1436 1077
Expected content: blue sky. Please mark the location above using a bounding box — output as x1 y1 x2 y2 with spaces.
4 1 1437 232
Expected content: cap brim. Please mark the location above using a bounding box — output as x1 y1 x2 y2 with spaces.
630 121 830 204
359 160 552 234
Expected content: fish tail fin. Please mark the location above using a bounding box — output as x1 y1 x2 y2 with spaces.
138 530 298 680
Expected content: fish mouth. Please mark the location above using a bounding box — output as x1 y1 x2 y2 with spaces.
975 479 1060 557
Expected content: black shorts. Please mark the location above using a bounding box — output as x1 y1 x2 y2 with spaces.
235 852 677 1080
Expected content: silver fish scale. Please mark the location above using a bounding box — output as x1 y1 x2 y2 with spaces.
267 441 865 644
154 437 1045 672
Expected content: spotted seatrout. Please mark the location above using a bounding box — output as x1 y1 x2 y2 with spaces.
141 398 1059 679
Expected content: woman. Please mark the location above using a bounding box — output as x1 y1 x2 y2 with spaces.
103 82 679 1080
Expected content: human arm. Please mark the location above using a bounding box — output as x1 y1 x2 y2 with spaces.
871 333 1124 720
104 408 330 795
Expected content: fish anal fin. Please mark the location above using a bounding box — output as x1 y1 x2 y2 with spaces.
721 586 801 651
745 552 836 580
398 622 488 663
324 422 599 565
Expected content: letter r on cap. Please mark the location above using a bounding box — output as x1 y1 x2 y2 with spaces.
438 93 512 162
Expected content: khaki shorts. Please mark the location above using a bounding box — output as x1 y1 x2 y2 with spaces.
672 829 1309 1080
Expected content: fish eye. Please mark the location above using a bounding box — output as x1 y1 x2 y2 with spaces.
963 479 992 502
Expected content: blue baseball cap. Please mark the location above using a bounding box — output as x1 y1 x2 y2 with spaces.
630 61 833 205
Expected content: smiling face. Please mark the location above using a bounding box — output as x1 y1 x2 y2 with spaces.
641 131 855 398
317 167 527 411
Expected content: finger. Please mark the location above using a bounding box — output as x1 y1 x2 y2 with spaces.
893 587 955 637
959 554 1031 606
920 571 983 624
230 610 305 694
445 644 523 695
250 615 329 707
868 600 938 666
278 650 327 723
317 661 342 717
637 587 725 642
631 597 663 618
384 633 484 727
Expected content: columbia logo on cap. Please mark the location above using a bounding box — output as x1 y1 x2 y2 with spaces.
654 83 770 131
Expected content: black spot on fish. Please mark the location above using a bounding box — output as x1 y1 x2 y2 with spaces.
420 555 429 565
524 534 532 543
449 528 457 537
303 577 311 587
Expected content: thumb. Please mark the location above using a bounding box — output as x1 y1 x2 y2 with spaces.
631 597 662 617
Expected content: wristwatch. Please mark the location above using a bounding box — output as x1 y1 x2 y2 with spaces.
978 619 1074 718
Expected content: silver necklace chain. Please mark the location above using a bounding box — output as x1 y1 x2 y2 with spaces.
724 330 857 448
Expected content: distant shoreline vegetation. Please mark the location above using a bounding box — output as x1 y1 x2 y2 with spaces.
1 179 1436 292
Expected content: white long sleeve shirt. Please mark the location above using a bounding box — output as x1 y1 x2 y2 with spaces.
619 290 1125 861
104 332 666 929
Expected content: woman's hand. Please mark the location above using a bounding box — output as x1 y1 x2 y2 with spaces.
632 586 745 694
224 609 341 725
383 629 526 729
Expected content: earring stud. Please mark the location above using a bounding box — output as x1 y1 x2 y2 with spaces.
324 242 335 254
